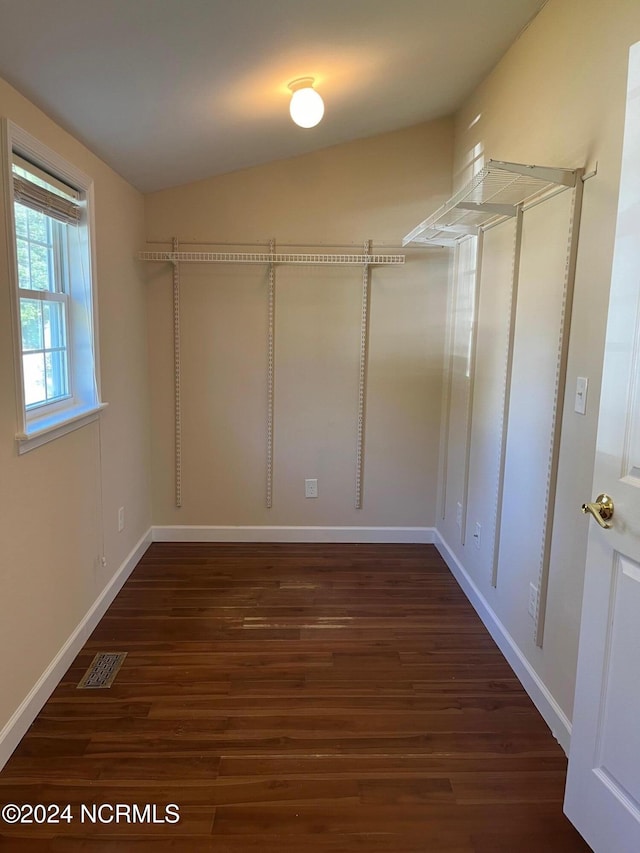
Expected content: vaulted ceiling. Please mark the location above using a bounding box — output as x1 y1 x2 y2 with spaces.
0 0 546 192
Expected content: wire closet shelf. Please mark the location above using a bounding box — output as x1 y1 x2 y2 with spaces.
138 250 405 266
402 159 580 247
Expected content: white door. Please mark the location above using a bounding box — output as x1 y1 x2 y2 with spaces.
564 41 640 853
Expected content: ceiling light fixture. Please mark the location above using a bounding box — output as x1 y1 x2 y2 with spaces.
288 77 324 128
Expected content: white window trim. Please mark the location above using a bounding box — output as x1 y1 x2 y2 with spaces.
2 119 106 453
15 404 108 454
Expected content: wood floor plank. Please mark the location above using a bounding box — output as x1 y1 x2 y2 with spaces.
209 800 573 835
0 543 590 850
217 753 569 777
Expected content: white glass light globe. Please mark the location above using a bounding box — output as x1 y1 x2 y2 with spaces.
289 86 324 128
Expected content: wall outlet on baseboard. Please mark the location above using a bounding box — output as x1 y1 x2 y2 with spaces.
528 582 538 619
456 502 462 530
118 506 125 532
304 479 318 498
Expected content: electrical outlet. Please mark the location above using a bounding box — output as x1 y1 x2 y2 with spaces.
528 582 538 619
473 522 481 549
118 506 125 532
305 479 318 498
456 502 462 529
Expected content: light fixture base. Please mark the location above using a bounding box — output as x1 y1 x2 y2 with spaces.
288 76 315 93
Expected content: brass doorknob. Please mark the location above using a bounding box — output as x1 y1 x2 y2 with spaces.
581 493 614 529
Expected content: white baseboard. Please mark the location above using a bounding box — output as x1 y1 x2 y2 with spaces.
0 528 152 771
152 525 436 544
435 531 572 755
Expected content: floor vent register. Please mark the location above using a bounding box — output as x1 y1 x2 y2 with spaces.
77 652 127 689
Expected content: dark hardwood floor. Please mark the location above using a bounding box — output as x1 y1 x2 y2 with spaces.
0 543 591 851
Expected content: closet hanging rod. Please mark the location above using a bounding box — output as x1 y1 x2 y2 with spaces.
138 251 405 266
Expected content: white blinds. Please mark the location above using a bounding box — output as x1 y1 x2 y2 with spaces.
12 156 80 225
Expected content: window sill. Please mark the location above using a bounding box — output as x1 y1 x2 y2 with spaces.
16 402 108 454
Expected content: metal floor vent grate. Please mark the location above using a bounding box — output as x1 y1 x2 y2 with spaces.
77 652 127 689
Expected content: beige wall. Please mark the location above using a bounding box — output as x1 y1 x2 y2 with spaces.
145 121 452 528
0 78 151 734
441 0 640 722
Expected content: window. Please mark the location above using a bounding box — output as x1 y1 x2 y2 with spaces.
3 122 104 452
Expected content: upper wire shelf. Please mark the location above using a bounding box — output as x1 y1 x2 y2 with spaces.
139 251 405 266
402 159 580 247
